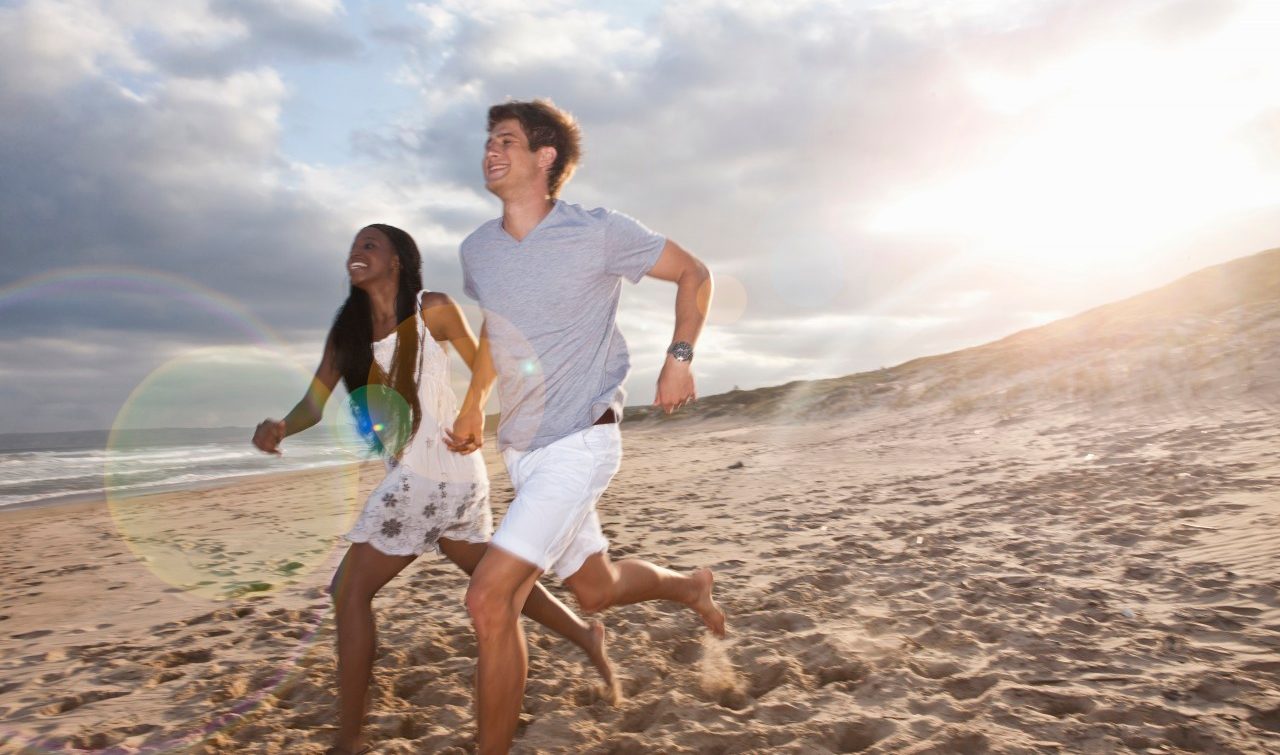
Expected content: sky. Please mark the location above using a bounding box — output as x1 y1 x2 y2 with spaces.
1 0 1279 433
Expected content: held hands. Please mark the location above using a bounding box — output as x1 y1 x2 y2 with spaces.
445 406 484 455
252 419 287 455
653 357 696 415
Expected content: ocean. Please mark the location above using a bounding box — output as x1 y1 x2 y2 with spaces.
0 426 370 510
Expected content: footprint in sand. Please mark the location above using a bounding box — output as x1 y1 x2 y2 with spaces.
942 674 999 700
1248 705 1280 734
741 610 817 633
1241 660 1280 676
746 657 803 699
917 728 990 755
154 648 214 668
38 688 130 715
68 732 112 750
1001 686 1095 717
821 718 896 754
908 658 963 680
1163 724 1234 752
147 670 184 686
619 699 663 733
11 629 53 640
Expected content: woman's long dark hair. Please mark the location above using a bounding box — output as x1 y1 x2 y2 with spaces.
330 224 425 455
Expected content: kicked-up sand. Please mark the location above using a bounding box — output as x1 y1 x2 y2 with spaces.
2 248 1279 753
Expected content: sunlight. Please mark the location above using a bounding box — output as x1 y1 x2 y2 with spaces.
867 5 1280 276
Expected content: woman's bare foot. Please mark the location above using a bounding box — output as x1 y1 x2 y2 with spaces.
585 620 622 703
689 568 727 637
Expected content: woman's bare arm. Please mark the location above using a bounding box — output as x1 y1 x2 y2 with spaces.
253 333 341 454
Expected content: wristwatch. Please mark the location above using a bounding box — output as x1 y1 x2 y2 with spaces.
667 341 694 362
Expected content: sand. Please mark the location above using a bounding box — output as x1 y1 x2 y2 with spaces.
1 401 1278 754
3 249 1280 753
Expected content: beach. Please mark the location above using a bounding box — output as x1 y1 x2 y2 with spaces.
4 251 1280 753
3 401 1278 753
9 0 1280 750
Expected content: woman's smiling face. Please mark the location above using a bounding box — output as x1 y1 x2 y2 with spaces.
347 226 398 290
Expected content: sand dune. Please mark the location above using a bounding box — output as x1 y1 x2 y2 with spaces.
2 249 1278 753
632 247 1280 427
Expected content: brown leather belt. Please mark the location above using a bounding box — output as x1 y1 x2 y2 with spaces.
594 408 619 425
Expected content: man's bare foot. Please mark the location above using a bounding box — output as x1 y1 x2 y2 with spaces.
585 620 622 703
689 568 727 638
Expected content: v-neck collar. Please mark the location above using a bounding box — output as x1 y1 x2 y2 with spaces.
499 199 561 245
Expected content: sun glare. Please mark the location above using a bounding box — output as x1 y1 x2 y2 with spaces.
867 5 1280 277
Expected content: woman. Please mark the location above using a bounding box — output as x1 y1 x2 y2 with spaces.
253 224 614 755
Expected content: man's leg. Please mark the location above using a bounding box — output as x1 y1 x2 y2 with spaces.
464 546 543 755
440 538 616 697
565 552 726 637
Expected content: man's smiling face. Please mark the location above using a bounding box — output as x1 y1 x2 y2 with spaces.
483 118 549 197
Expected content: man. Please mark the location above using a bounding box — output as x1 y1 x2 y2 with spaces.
447 99 725 754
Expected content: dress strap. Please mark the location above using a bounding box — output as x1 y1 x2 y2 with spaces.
414 290 428 377
414 289 445 367
414 289 429 329
417 304 426 386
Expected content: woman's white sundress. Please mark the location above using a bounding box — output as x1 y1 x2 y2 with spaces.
344 292 492 557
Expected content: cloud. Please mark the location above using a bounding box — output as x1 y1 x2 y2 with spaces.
0 2 390 432
2 0 1279 432
0 56 338 314
0 0 144 96
137 0 362 77
0 331 326 431
0 4 516 432
295 0 1280 400
373 1 1080 316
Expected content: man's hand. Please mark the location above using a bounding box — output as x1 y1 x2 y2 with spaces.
654 357 696 414
252 419 286 455
446 407 485 454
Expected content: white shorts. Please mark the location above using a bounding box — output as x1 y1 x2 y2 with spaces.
491 423 622 580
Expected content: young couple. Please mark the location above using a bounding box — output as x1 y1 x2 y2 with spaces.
253 99 724 754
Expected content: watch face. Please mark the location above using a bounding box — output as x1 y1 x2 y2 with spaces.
669 341 693 362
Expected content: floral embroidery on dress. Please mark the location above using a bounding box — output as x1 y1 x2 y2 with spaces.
343 301 491 556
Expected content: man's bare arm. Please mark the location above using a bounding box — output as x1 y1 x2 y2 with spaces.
645 239 712 414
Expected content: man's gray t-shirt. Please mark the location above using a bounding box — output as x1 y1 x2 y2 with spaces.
461 200 666 452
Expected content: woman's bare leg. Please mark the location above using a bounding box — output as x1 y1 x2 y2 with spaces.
328 543 417 752
439 538 618 699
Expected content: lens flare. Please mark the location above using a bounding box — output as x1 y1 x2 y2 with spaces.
467 309 547 451
328 383 413 460
106 346 362 602
0 267 365 752
706 272 748 326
